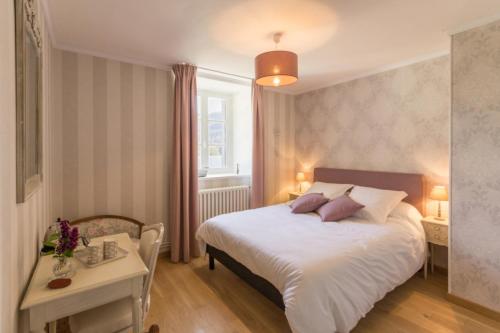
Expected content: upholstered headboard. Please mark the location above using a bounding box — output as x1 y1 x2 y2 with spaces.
314 168 425 214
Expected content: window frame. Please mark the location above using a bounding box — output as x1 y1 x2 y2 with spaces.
197 90 234 174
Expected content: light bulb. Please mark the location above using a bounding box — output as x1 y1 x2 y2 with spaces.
273 76 281 86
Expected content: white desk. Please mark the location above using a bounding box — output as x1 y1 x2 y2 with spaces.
21 233 149 333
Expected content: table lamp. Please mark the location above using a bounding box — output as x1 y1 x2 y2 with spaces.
429 185 448 220
296 172 306 193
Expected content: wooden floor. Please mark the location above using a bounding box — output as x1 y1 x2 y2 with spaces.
144 255 500 333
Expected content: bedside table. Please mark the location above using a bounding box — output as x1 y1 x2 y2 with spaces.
288 191 302 200
421 216 448 279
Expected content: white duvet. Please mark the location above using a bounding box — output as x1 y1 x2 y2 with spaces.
196 204 426 333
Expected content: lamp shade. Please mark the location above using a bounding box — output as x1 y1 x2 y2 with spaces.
429 185 448 201
296 172 305 182
255 50 298 87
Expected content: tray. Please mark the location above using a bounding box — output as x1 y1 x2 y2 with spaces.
74 246 128 268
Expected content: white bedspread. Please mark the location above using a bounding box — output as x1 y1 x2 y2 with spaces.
196 204 426 333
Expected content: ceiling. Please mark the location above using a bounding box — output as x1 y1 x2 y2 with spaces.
44 0 500 94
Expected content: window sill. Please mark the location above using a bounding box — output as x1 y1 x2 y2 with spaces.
200 173 250 180
198 174 251 190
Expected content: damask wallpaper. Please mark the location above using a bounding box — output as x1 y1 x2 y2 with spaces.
294 55 450 215
450 19 500 312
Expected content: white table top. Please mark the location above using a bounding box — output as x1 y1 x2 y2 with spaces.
21 233 149 310
422 216 449 226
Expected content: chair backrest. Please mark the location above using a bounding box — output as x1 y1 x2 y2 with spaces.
70 215 144 240
139 223 164 314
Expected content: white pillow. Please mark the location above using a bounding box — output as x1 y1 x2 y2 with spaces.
389 201 422 221
349 186 408 223
304 182 353 199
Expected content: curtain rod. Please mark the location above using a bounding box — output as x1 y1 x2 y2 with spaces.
197 66 253 81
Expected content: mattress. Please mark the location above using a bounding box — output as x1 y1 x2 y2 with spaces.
196 203 426 333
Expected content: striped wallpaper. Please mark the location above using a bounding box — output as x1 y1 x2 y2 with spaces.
50 49 173 231
1 1 56 331
262 90 296 205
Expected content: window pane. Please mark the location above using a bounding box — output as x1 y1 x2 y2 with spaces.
208 121 225 145
208 146 225 168
208 97 225 121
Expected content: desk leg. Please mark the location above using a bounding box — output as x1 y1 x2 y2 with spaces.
48 321 57 333
132 277 143 333
431 244 435 274
31 326 45 333
29 308 46 333
132 295 143 333
424 242 428 280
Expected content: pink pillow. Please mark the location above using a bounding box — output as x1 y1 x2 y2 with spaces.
290 193 329 214
316 195 365 222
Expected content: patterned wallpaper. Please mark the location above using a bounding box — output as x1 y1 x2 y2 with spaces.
50 50 172 231
450 19 500 312
1 1 55 332
295 56 451 215
49 50 295 245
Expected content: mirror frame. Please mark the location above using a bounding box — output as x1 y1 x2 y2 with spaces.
15 0 43 203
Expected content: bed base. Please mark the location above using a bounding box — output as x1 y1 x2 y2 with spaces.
206 244 285 310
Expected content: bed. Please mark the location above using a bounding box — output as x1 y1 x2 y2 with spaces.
196 168 426 333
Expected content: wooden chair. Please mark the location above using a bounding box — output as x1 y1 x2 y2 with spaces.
69 223 165 333
70 215 145 249
146 324 160 333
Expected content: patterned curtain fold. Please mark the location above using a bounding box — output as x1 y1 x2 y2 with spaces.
170 64 199 263
251 81 265 208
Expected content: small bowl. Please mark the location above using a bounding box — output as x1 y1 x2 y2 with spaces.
198 169 208 177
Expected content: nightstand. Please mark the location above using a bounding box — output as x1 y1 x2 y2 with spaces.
421 216 448 279
288 191 302 200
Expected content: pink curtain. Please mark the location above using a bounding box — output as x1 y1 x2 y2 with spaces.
251 81 265 208
170 64 199 263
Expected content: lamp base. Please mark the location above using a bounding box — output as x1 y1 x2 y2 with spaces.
434 216 445 221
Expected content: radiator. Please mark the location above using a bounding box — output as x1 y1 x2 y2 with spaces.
198 186 251 223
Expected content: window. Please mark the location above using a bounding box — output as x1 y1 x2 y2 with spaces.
197 91 233 173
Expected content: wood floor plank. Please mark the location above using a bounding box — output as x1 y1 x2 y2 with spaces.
144 256 500 333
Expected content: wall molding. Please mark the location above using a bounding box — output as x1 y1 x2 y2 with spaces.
448 13 500 35
446 293 500 322
294 50 450 95
41 0 452 97
54 43 172 71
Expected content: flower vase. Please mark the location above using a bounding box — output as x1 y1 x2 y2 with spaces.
52 256 74 278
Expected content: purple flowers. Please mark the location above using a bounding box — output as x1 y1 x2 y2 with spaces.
55 219 79 257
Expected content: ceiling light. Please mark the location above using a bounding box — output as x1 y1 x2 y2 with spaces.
255 33 298 87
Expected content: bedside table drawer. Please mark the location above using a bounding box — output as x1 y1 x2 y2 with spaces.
423 223 448 245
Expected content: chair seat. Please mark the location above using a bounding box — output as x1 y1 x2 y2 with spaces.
69 298 133 333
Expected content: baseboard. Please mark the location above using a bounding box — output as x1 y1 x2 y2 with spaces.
446 293 500 321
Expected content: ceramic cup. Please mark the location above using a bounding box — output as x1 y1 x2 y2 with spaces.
103 239 118 260
87 245 101 265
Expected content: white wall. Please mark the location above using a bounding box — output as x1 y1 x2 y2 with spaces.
232 88 252 176
0 1 54 332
